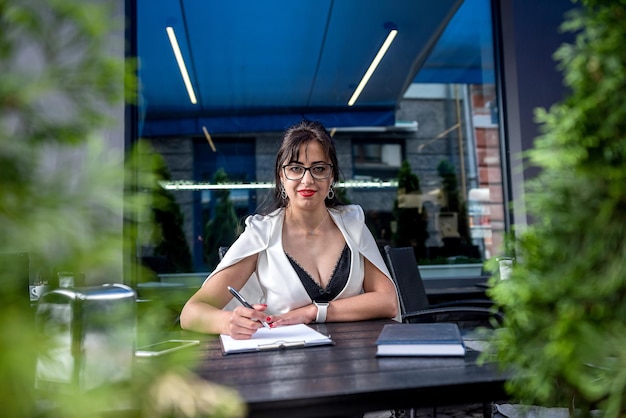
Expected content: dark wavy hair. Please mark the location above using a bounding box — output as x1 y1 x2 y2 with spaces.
261 120 343 213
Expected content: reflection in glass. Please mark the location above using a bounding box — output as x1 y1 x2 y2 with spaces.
134 0 506 278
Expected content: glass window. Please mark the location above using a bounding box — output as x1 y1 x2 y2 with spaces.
133 0 505 280
353 141 402 179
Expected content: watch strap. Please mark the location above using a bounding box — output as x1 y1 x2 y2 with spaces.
314 301 329 323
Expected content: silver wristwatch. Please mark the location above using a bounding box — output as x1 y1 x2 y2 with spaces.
314 301 329 323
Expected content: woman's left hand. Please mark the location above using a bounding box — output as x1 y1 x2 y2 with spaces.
266 304 317 327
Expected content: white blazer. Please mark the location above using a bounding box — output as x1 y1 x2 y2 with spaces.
204 204 399 318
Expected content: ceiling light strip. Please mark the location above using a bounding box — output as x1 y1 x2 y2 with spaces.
348 29 398 106
166 26 198 104
160 180 398 191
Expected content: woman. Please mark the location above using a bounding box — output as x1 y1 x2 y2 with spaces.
180 120 399 338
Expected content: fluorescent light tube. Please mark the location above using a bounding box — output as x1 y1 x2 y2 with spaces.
166 26 197 104
348 29 398 106
159 180 398 191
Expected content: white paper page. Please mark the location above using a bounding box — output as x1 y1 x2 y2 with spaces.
220 323 332 354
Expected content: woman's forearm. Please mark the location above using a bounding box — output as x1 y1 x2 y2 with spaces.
179 300 231 334
324 290 398 322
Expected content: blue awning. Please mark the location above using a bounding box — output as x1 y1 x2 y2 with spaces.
413 0 494 84
136 0 493 136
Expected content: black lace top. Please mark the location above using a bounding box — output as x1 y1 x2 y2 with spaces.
285 244 351 302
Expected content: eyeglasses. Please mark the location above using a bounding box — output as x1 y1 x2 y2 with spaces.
282 163 333 180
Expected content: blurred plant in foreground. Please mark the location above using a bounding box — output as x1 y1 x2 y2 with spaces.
0 0 244 416
485 1 626 417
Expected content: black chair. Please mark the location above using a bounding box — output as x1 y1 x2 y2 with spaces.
383 245 503 328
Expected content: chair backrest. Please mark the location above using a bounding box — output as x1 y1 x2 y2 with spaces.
383 245 431 316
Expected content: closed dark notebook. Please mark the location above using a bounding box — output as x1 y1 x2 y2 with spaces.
376 323 466 356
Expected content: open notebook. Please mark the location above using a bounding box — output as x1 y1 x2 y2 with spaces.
219 323 333 355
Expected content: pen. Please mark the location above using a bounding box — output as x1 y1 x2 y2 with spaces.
227 286 270 329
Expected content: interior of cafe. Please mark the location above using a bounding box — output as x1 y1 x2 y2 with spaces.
133 0 507 290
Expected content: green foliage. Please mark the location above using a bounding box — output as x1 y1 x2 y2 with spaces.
203 169 241 269
392 160 429 259
334 185 351 204
437 160 460 211
486 2 626 416
0 1 243 417
397 159 421 193
150 152 193 273
0 2 140 415
437 159 471 243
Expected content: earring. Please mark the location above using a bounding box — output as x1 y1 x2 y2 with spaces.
280 184 287 200
327 185 335 200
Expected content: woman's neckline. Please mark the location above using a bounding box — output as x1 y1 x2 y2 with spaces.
285 206 330 236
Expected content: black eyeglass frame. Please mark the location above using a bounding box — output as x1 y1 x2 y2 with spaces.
282 163 334 180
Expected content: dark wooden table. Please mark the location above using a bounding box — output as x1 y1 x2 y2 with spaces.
190 319 508 418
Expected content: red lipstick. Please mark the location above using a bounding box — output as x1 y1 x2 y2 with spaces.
298 190 315 197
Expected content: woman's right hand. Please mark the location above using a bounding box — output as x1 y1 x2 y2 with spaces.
227 304 269 339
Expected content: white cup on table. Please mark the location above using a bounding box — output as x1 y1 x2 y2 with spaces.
498 257 514 280
30 285 50 300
